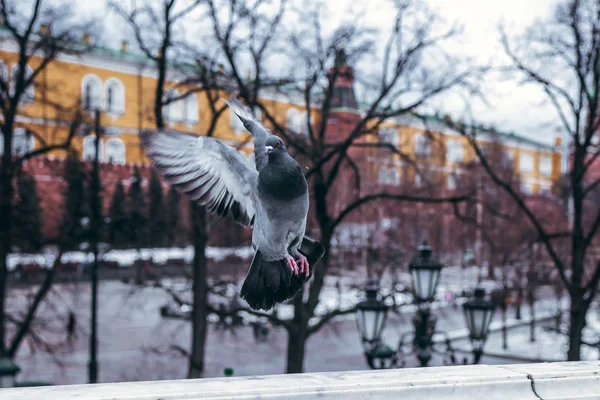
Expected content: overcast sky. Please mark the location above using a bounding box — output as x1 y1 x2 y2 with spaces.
422 0 561 144
77 0 562 145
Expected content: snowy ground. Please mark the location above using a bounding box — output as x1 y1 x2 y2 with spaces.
7 246 256 270
10 280 545 385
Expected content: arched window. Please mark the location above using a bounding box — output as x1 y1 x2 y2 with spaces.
378 165 400 186
519 152 534 174
414 133 431 157
163 89 182 122
12 128 34 156
183 93 199 125
286 108 300 133
253 106 262 122
446 140 463 163
83 135 102 162
105 78 125 114
299 112 311 136
10 64 34 103
106 138 126 164
379 127 399 146
82 74 102 111
448 175 457 190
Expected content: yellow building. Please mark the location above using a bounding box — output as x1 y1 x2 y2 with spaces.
0 33 561 195
372 114 561 195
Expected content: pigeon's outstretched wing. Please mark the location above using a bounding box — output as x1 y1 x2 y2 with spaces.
141 129 257 226
223 97 269 171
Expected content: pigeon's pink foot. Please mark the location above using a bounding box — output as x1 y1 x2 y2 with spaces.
285 255 299 275
296 254 310 276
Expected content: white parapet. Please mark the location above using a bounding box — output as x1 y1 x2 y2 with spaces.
2 361 600 400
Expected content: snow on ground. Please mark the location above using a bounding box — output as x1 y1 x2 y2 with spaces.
7 246 254 270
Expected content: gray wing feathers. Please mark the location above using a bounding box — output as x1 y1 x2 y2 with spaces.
222 97 269 171
141 129 256 226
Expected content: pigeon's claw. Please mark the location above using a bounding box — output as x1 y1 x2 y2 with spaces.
285 255 299 275
296 254 310 276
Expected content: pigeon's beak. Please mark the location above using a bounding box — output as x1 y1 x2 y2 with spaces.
265 145 273 154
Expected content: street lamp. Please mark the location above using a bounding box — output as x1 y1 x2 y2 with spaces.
0 357 20 388
355 283 389 351
463 287 496 364
355 241 497 369
409 241 442 304
365 343 397 370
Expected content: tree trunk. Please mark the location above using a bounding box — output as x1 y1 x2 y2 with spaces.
529 296 535 343
501 304 508 350
188 204 208 379
286 293 309 374
0 131 14 356
286 321 308 374
567 292 588 361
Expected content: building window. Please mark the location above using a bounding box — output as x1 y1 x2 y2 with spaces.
415 173 423 187
378 166 400 186
105 78 125 114
299 111 311 136
164 90 182 122
520 183 532 195
286 108 300 133
379 127 399 147
82 74 102 111
519 152 534 174
83 135 103 162
253 106 262 122
183 93 199 125
414 133 431 157
446 140 463 163
540 156 552 176
10 64 35 103
106 139 125 164
540 183 551 195
448 174 457 190
12 128 34 156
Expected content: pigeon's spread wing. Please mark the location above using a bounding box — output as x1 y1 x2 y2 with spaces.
141 129 257 226
223 97 269 171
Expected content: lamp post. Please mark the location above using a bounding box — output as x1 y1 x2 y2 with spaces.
355 283 396 369
409 241 443 304
463 287 496 364
0 357 20 388
407 241 442 367
355 241 497 369
88 108 102 384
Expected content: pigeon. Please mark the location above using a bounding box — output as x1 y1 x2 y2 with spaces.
140 97 324 311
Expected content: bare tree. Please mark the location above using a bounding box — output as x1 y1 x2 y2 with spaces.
110 0 239 378
0 0 91 359
206 0 481 372
444 0 600 361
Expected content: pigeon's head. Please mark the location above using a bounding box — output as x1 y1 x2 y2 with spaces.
265 135 287 157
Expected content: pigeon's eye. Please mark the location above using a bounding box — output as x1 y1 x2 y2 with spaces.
275 141 282 148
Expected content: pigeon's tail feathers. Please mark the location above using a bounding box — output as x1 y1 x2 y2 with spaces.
241 252 306 311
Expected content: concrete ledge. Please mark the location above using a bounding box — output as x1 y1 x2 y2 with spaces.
2 361 599 399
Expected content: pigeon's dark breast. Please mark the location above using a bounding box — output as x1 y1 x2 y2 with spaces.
258 158 308 202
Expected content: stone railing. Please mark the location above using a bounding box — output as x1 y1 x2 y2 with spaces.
2 361 599 399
